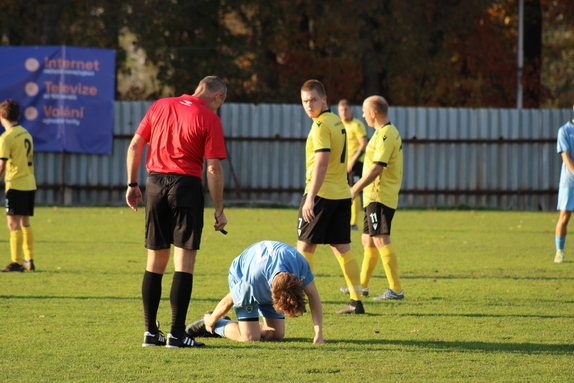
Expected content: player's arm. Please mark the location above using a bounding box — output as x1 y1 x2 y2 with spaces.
0 159 6 180
303 280 324 344
125 133 147 211
206 158 227 231
561 152 574 175
204 292 234 333
350 163 384 200
347 136 368 173
303 151 329 222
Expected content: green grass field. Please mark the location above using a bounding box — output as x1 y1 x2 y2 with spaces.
1 207 572 382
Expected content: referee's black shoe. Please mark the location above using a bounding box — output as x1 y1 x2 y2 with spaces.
166 333 205 348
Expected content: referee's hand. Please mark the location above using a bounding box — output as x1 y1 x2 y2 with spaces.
126 186 143 211
214 211 227 232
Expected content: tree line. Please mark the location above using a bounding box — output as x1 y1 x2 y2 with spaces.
1 0 572 107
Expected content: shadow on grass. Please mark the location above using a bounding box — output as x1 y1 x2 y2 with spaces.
0 295 223 303
275 337 574 354
315 273 574 280
398 312 574 319
401 275 574 280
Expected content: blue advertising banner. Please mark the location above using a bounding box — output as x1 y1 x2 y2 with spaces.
0 46 116 154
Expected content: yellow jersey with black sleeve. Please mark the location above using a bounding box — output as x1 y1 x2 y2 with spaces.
0 125 37 192
363 122 402 209
304 111 351 200
344 118 367 163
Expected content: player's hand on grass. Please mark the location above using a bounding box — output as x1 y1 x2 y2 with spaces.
126 187 143 211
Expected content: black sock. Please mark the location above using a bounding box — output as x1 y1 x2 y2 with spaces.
170 272 193 337
142 271 163 334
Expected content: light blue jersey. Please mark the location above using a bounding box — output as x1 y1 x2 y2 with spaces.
557 121 574 188
228 241 314 309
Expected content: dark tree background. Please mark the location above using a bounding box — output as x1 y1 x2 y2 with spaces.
0 0 572 107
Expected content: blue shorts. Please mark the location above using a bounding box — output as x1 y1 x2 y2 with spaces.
557 188 574 211
234 304 285 321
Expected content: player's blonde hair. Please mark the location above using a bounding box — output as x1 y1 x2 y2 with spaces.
271 272 306 318
301 79 326 98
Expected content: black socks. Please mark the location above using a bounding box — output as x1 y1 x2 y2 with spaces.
142 271 163 334
142 270 194 337
170 272 193 337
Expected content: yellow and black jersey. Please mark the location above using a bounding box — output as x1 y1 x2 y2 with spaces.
0 125 36 191
363 122 402 209
343 118 367 163
305 111 351 200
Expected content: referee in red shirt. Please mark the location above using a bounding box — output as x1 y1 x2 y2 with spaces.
126 76 228 348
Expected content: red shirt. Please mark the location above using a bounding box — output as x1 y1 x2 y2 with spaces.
136 95 227 179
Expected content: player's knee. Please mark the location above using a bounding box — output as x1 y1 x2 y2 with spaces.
269 332 285 341
239 333 261 342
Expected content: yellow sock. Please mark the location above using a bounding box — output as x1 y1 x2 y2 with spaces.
10 230 24 265
360 247 379 288
379 244 402 293
336 251 362 301
22 226 34 260
350 197 362 226
302 252 315 273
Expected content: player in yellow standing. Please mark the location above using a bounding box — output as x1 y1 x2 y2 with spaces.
349 96 404 300
0 99 36 272
298 80 364 314
338 99 368 233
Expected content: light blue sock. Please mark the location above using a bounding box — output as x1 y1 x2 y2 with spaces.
556 236 566 251
213 318 232 337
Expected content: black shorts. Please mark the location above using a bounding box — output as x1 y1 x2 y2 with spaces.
145 172 204 250
363 202 395 236
348 161 363 186
297 194 351 245
5 189 35 216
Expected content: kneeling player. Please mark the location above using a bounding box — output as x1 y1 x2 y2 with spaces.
186 241 324 344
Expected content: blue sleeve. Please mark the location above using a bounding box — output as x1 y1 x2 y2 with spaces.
558 127 570 154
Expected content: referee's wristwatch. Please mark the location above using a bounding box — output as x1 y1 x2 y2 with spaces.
128 182 138 187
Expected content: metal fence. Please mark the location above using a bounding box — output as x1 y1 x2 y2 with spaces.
11 102 572 211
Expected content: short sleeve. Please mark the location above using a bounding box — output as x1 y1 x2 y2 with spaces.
135 104 154 141
204 116 227 160
356 120 367 138
373 131 394 165
311 121 332 152
557 127 570 154
0 135 9 160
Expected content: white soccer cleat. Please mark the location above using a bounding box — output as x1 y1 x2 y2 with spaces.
554 250 564 263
